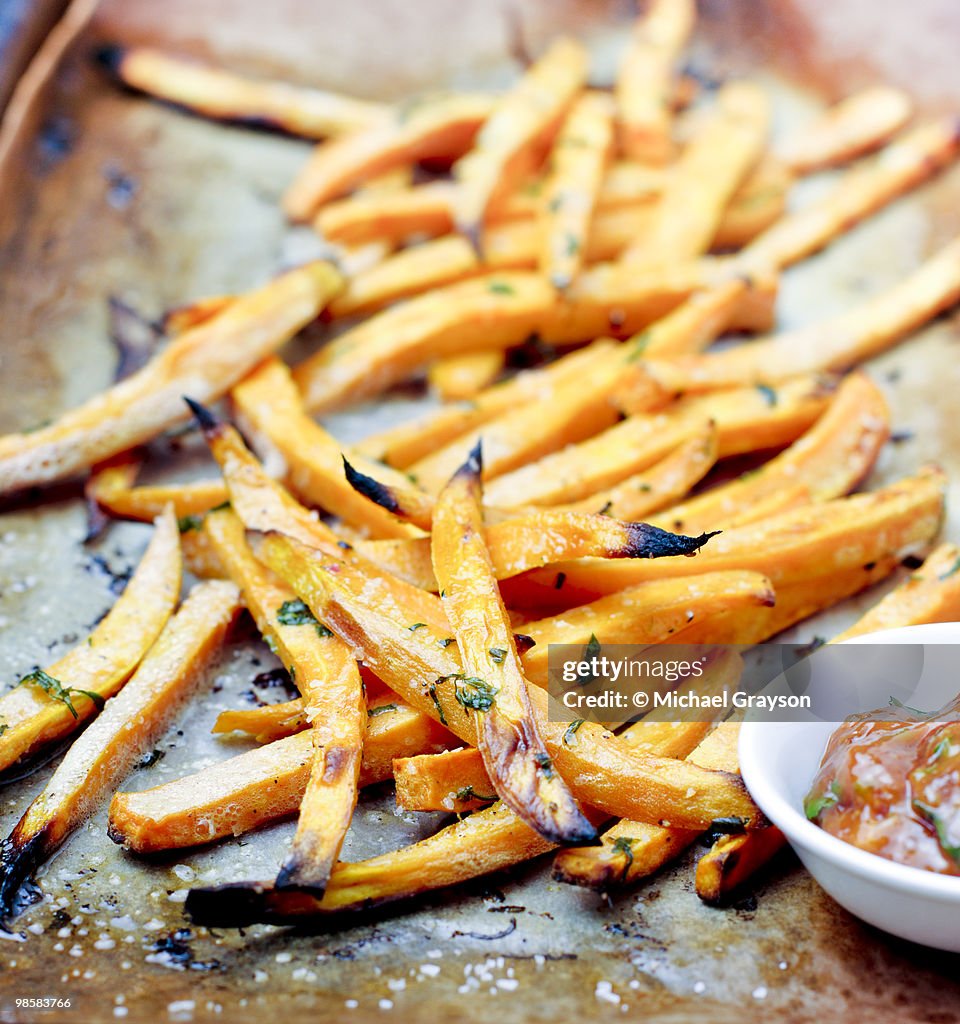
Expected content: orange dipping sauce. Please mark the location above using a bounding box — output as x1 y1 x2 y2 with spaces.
805 699 960 876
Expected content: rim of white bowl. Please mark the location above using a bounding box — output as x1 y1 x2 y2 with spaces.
739 622 960 901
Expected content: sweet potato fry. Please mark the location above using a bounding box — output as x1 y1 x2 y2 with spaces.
0 509 181 774
427 350 506 401
283 92 495 220
97 45 388 138
615 0 695 163
833 543 960 642
628 279 758 359
231 358 421 539
511 570 774 685
395 718 716 814
694 825 789 904
109 699 452 853
191 405 448 631
645 235 960 393
710 158 792 251
352 339 616 467
213 700 309 744
314 159 770 249
84 450 144 538
203 508 365 894
256 532 762 830
0 262 341 496
539 91 615 288
487 374 834 511
780 85 913 174
0 580 241 920
451 37 588 240
162 295 234 336
410 357 624 491
537 258 777 345
430 446 596 844
652 371 889 534
480 193 780 269
520 467 945 601
185 800 606 926
86 456 228 523
293 272 556 413
481 413 707 509
738 118 960 273
535 427 718 521
624 81 769 265
394 748 497 813
356 506 715 592
316 180 460 246
328 235 481 319
553 722 741 890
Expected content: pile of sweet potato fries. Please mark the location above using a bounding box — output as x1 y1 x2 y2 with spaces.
3 0 960 928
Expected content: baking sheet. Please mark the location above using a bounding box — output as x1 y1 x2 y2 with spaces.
2 1 960 1021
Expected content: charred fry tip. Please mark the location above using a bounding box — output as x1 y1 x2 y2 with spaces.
514 632 536 655
83 498 111 544
341 456 400 514
621 523 721 559
183 396 221 433
92 43 125 76
454 440 484 482
184 882 273 928
550 861 613 891
459 221 484 257
0 831 47 925
274 863 328 898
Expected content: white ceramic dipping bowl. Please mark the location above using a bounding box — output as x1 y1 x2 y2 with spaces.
739 622 960 952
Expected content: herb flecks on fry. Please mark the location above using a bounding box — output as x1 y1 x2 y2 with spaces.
430 443 596 845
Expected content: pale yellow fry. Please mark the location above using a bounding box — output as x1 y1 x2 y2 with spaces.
0 262 341 495
615 0 695 163
453 37 588 236
780 85 913 174
539 91 615 288
624 81 769 264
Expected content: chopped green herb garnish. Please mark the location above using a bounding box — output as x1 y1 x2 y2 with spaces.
597 501 613 516
611 836 635 880
277 599 315 626
438 637 456 648
489 647 507 664
16 668 105 720
755 384 778 407
563 719 584 746
408 622 427 632
488 281 516 295
276 598 332 638
913 800 960 866
177 514 205 533
209 500 231 513
368 703 398 718
448 675 498 713
455 785 497 804
804 780 841 820
548 194 564 213
428 681 447 725
533 752 555 779
564 232 580 257
0 720 7 737
626 332 651 362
